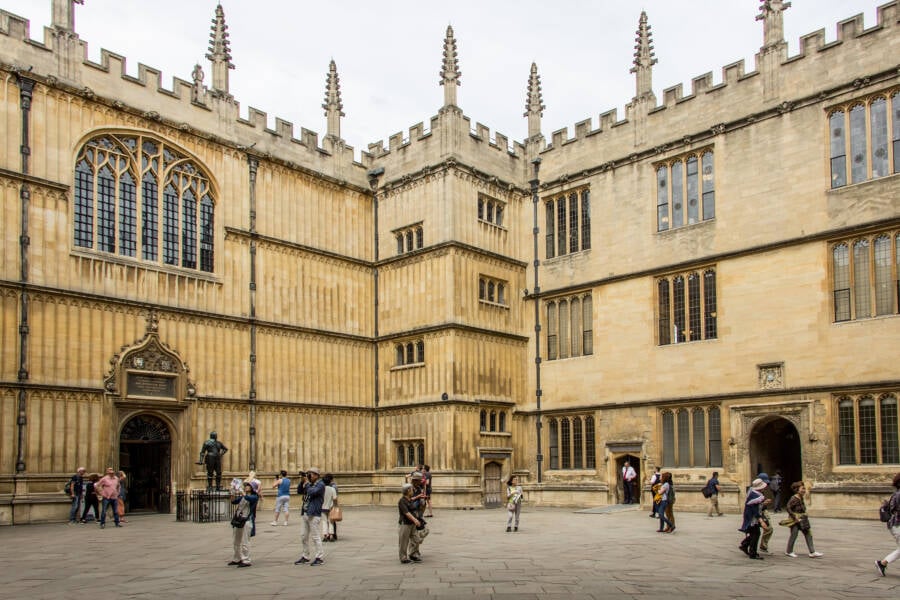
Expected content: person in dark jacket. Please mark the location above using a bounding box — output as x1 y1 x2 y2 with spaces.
875 472 900 576
738 478 767 560
228 481 258 567
294 468 326 566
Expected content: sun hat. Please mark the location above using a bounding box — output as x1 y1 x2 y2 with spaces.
751 478 767 491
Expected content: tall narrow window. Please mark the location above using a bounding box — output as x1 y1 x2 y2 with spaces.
581 190 591 250
396 234 404 254
487 282 495 302
162 184 179 266
549 419 559 469
701 152 715 221
181 186 197 269
545 201 555 259
859 395 877 464
830 110 847 188
849 104 868 184
560 418 571 469
686 155 699 225
480 410 487 431
477 197 484 220
557 199 566 257
417 444 425 466
662 411 675 466
658 279 671 345
568 193 578 253
585 416 596 468
657 166 669 231
199 196 214 272
708 407 722 467
671 161 684 229
673 276 686 343
893 91 900 174
688 272 701 341
692 408 706 467
405 230 413 252
874 235 892 315
881 394 899 464
547 302 558 361
415 227 423 249
838 397 856 464
499 412 506 432
119 170 137 257
489 411 497 432
570 297 582 357
97 166 116 253
558 300 570 359
582 295 593 355
74 160 94 248
408 445 416 467
416 340 425 363
871 97 889 178
677 410 690 466
853 239 872 318
573 417 583 469
406 343 414 364
396 345 404 366
397 445 404 467
833 243 851 321
704 270 717 339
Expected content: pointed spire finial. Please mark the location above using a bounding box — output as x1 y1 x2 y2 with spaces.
440 25 461 108
630 10 657 99
323 59 345 141
757 1 791 49
524 62 545 139
206 4 235 97
52 0 84 32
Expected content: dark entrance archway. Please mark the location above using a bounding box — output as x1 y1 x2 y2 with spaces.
749 416 802 496
614 454 641 504
119 414 172 513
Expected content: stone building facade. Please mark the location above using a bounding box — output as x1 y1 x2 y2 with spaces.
0 1 898 523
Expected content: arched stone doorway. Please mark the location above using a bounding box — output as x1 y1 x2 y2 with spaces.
749 416 802 493
119 414 172 513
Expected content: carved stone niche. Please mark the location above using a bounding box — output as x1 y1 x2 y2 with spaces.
103 312 197 403
757 362 784 390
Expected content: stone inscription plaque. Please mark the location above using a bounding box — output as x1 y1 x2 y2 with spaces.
127 372 176 399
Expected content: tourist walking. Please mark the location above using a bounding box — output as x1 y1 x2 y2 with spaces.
80 473 100 523
67 467 86 524
407 470 430 560
875 472 900 576
228 481 258 567
245 471 261 537
506 475 523 532
117 471 128 523
756 473 774 554
321 473 337 541
784 481 823 558
95 467 121 528
738 478 767 560
423 465 434 517
655 472 676 533
295 468 325 566
705 471 723 517
398 483 422 563
648 467 661 517
271 470 291 526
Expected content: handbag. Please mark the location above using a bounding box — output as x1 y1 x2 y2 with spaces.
231 512 248 528
778 516 796 527
329 505 343 522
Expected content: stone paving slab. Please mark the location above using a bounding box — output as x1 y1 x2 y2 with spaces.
0 507 898 598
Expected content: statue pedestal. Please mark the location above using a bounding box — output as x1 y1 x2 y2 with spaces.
192 490 231 523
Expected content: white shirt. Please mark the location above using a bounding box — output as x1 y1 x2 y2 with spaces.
623 466 636 482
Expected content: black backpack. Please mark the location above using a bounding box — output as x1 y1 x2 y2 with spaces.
64 479 73 495
701 480 714 498
880 497 892 523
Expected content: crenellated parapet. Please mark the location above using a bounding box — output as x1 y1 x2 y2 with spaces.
0 5 370 187
535 1 899 185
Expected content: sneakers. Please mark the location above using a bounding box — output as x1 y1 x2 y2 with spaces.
409 555 422 563
875 560 887 576
236 562 251 567
785 552 797 558
400 558 411 564
310 557 324 566
809 552 823 558
270 521 278 526
283 522 288 526
294 557 310 565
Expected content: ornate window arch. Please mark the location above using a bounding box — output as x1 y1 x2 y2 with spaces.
73 131 215 272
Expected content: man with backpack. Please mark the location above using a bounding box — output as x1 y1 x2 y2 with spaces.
66 467 86 524
875 472 900 576
704 471 723 517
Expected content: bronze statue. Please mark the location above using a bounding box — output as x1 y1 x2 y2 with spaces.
197 431 228 490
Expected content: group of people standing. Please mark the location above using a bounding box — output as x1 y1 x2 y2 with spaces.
228 467 340 568
66 466 127 528
648 467 677 533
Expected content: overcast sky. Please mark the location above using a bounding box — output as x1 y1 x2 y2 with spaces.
3 1 883 156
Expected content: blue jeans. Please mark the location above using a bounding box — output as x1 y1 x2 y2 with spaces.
657 499 675 530
100 498 119 525
68 495 82 522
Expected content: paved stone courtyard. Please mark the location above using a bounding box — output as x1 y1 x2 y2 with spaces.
1 505 897 599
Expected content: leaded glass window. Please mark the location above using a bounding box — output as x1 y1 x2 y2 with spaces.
838 393 900 465
829 92 900 188
656 151 715 231
658 268 717 346
72 133 214 272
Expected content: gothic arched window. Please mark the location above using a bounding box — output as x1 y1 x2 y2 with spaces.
73 133 215 272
